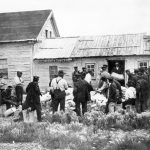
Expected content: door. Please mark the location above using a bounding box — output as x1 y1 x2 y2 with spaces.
107 60 125 86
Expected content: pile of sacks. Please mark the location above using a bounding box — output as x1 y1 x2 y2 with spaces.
90 91 108 110
65 88 75 110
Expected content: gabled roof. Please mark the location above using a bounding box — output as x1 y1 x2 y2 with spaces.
71 33 146 57
0 9 52 42
34 37 79 59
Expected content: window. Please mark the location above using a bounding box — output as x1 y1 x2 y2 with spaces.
85 63 95 77
45 30 52 39
138 61 149 69
49 31 52 38
45 30 48 38
49 66 58 80
0 59 8 78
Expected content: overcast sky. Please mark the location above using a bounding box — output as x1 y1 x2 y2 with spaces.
1 0 150 36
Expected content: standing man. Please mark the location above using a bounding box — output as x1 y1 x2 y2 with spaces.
72 66 80 84
111 62 123 74
81 67 87 80
107 76 118 113
136 71 149 113
51 70 68 113
111 62 124 86
23 76 42 122
73 74 89 116
14 71 24 105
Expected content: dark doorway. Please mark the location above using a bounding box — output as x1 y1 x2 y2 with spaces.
107 60 125 86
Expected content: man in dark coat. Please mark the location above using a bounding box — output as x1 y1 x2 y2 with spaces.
111 62 124 86
81 67 87 80
136 72 149 113
72 66 80 83
105 76 118 113
22 76 42 122
73 74 89 116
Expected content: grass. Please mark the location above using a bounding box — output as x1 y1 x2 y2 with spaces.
1 110 150 149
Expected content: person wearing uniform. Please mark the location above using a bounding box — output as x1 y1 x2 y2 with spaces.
23 76 42 122
51 70 68 113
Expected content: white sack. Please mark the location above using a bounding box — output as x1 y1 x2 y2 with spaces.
111 72 124 80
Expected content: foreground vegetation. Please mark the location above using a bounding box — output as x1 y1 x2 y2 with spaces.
1 109 150 150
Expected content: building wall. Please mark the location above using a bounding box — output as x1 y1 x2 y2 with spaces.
0 42 33 86
34 55 150 90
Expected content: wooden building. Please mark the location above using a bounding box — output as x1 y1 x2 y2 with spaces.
0 9 59 86
34 33 150 89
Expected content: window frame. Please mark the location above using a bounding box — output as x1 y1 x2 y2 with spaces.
45 30 48 38
49 66 58 80
138 61 149 69
0 59 8 78
85 63 96 78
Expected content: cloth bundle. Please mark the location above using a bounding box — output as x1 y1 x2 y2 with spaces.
111 72 124 80
90 91 108 106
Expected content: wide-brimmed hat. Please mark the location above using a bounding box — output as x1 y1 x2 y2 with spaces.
58 70 65 75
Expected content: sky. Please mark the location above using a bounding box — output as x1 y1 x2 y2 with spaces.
0 0 150 37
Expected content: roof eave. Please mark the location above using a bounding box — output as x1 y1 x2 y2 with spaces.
0 39 38 43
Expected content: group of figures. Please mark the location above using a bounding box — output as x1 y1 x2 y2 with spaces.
71 62 150 115
0 62 150 122
0 71 42 122
97 63 150 114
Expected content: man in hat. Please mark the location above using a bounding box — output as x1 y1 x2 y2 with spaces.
51 70 68 113
81 67 87 80
111 62 123 74
111 62 124 86
72 66 80 84
22 76 42 122
73 73 89 116
14 71 24 105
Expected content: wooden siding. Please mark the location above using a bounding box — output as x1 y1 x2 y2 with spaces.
0 43 33 86
34 55 150 90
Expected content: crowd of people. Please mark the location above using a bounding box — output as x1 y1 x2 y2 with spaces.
0 62 150 122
